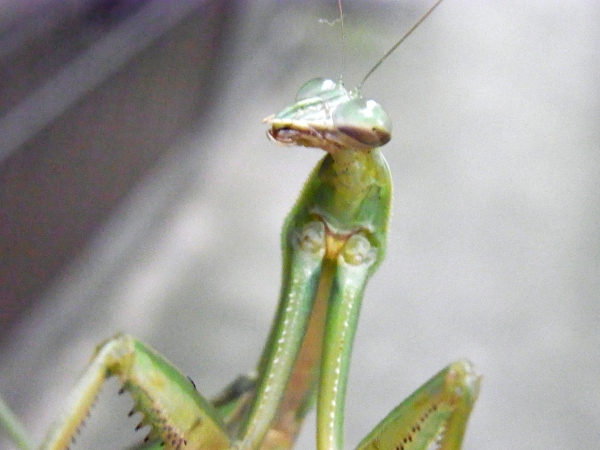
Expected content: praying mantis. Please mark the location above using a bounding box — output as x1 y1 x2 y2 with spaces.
0 0 481 449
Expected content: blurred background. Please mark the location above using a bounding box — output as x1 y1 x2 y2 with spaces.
0 0 598 449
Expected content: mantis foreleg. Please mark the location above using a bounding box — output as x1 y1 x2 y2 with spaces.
39 334 229 450
356 361 479 450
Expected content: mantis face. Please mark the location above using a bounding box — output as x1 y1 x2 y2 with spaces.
265 78 392 153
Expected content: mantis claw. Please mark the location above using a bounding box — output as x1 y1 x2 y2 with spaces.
356 361 481 450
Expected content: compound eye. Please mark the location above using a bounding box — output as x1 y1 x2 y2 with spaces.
295 78 343 101
332 98 392 148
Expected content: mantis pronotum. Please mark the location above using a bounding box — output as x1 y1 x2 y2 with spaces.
0 1 480 449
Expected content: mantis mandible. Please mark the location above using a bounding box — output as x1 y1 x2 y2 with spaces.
0 0 480 449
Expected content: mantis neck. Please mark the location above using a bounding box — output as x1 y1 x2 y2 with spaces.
314 148 392 240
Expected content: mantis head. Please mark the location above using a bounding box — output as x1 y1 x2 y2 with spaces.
264 77 392 154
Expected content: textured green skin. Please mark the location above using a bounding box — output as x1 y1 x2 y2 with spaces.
237 147 392 450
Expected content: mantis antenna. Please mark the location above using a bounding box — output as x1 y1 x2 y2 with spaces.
337 0 346 79
358 0 446 89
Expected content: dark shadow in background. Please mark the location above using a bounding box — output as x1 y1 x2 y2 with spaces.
0 0 240 336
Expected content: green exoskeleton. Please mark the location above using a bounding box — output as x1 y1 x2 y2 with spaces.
0 1 480 449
